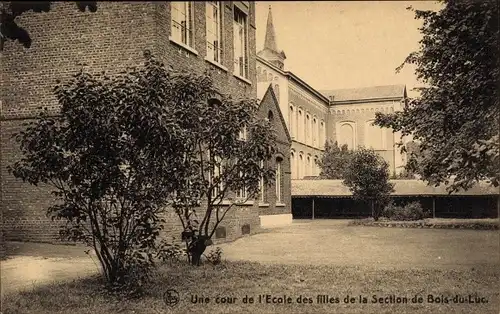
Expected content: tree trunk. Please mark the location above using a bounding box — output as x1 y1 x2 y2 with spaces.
372 200 379 221
189 239 207 266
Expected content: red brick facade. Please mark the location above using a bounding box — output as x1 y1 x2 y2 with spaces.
1 1 290 245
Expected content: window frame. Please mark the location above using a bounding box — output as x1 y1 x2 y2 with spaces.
275 158 282 204
171 2 195 48
206 1 223 64
233 5 249 78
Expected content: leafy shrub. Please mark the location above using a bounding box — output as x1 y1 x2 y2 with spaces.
383 201 430 221
204 247 223 265
157 241 187 264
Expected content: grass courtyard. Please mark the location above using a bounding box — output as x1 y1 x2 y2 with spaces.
2 220 499 314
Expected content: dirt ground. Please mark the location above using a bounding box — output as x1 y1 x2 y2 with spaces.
2 220 498 296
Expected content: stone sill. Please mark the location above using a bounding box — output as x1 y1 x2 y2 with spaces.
258 203 270 207
275 203 286 207
205 57 228 72
233 73 252 85
213 200 254 206
169 36 199 56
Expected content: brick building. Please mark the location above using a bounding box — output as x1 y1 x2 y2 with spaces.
1 1 291 244
257 6 409 179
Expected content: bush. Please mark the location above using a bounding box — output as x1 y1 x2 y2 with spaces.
383 201 430 221
204 247 223 266
157 241 187 264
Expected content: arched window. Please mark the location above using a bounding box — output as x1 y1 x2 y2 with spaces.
314 155 319 176
260 160 266 203
289 105 294 138
306 155 311 177
338 122 355 149
290 151 295 179
298 153 303 179
320 121 325 148
268 110 274 121
298 110 303 142
275 157 283 204
274 84 280 102
305 115 310 145
312 118 317 147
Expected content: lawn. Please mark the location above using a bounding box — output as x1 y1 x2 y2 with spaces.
2 261 498 314
1 220 499 313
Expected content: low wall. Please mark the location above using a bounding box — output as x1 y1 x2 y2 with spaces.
259 214 293 228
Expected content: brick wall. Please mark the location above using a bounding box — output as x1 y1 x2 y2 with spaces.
257 87 292 217
1 1 261 243
327 100 399 174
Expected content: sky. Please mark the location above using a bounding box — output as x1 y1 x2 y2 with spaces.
255 1 443 95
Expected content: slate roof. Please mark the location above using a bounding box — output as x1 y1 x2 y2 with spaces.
319 85 406 102
292 180 499 197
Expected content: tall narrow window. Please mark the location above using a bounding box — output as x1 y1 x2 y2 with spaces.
312 118 317 147
305 115 310 145
304 155 311 176
298 153 303 179
236 171 248 199
209 155 224 200
206 2 222 63
171 2 194 47
233 6 248 78
275 159 282 203
320 121 325 148
290 151 295 179
339 123 355 149
238 126 247 141
260 160 266 203
289 105 294 138
298 110 302 142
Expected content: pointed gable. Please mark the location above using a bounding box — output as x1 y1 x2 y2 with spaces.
259 84 291 145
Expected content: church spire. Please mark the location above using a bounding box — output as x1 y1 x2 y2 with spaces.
258 5 286 70
264 5 278 52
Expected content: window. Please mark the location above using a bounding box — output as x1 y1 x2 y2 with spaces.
304 155 311 176
314 156 319 176
171 2 194 47
305 115 310 145
275 159 282 203
268 110 274 121
233 6 248 77
289 105 294 138
274 84 280 101
260 160 266 203
298 110 302 142
238 126 247 141
298 153 303 179
320 121 325 148
208 155 224 199
290 151 295 179
339 122 355 149
236 171 247 199
312 118 317 146
206 2 222 63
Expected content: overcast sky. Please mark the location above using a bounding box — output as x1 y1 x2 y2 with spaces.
255 1 443 95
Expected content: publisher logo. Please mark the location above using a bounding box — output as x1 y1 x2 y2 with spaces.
164 289 180 307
